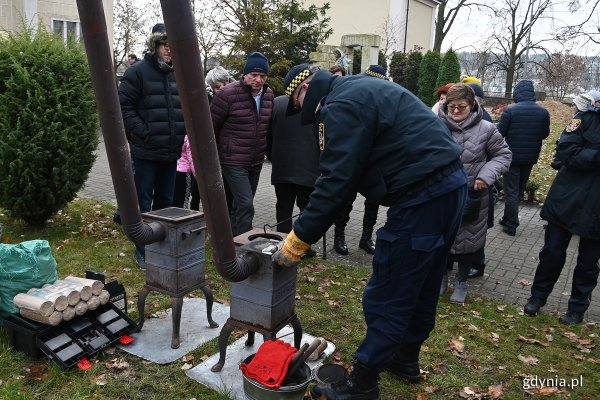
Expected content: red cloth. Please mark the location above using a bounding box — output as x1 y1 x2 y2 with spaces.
240 340 297 389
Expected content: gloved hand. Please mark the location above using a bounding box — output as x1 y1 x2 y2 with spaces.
272 229 310 268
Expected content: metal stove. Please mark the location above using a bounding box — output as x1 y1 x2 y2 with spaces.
135 207 218 349
210 233 302 372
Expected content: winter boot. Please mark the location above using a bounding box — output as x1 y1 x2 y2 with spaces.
440 272 449 295
334 227 349 255
450 280 468 304
310 362 380 400
383 344 422 383
358 227 376 255
523 297 546 316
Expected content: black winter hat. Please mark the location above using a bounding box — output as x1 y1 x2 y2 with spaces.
243 52 269 75
468 83 484 99
364 65 387 79
152 23 166 33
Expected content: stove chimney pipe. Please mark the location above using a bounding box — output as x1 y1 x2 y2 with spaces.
75 0 259 282
76 0 165 246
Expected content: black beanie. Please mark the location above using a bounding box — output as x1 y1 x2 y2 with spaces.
243 52 269 75
365 65 387 79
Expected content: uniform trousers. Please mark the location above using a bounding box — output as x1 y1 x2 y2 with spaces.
355 184 466 368
530 222 600 314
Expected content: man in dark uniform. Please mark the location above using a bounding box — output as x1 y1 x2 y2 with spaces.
524 105 600 325
272 64 468 399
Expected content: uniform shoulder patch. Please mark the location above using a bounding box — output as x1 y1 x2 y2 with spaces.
565 118 581 133
318 123 325 151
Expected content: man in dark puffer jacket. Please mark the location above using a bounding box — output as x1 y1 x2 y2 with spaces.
210 52 274 236
497 80 550 236
118 25 185 268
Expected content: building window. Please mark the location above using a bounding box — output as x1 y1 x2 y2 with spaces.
52 19 81 42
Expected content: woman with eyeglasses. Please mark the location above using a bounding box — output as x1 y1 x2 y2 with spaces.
438 83 512 304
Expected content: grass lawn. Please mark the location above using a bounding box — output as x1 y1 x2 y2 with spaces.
0 199 598 400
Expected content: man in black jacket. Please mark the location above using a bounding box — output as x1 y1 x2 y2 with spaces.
497 80 550 236
268 94 319 241
273 64 468 400
524 106 600 325
118 26 185 268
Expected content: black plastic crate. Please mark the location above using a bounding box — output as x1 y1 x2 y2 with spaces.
36 302 137 368
4 313 50 359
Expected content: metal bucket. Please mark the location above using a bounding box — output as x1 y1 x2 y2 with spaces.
241 354 312 400
315 363 346 385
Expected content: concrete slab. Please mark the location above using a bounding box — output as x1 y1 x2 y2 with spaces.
186 326 335 400
117 298 229 364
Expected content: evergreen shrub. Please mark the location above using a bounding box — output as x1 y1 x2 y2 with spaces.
0 27 98 226
417 51 441 107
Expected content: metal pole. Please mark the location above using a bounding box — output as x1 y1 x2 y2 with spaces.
523 0 535 80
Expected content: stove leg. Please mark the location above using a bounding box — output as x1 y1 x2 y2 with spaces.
211 322 235 372
290 314 303 349
200 286 219 328
171 296 183 349
245 331 255 346
263 333 275 342
134 286 150 332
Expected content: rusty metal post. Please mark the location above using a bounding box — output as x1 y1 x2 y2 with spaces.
159 0 259 282
75 0 165 245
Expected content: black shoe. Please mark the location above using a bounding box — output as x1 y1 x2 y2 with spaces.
502 227 516 236
113 212 122 225
359 238 375 255
559 310 584 325
310 363 380 400
523 297 546 316
467 268 484 278
498 218 507 227
334 237 349 255
383 347 421 384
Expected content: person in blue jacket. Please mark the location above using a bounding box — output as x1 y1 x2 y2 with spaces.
524 104 600 325
273 64 468 399
497 80 550 236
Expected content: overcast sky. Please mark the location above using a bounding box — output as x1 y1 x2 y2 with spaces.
441 1 599 56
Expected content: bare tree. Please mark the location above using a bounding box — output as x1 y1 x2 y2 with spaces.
555 0 600 46
377 15 405 60
112 0 147 72
487 0 553 97
193 0 229 72
433 0 496 53
536 51 587 100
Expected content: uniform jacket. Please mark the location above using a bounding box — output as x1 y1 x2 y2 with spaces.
293 73 464 244
118 54 185 161
497 80 550 165
210 79 274 166
540 109 600 240
439 103 512 254
267 96 320 187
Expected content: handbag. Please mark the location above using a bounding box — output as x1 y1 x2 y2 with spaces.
462 189 484 223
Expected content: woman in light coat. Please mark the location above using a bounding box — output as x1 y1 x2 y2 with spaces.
438 83 512 303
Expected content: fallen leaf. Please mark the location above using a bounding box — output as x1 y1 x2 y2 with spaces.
415 394 430 400
424 386 441 393
448 338 465 353
467 324 480 332
181 363 193 370
182 354 194 362
23 364 47 381
517 335 550 347
518 354 539 365
535 386 560 395
518 279 532 286
489 332 500 342
487 384 503 398
459 387 476 398
105 358 129 372
496 305 506 312
92 374 108 386
432 363 449 374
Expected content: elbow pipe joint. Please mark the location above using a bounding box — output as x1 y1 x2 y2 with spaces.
122 221 166 246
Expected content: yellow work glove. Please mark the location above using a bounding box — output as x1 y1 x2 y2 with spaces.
272 229 311 268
